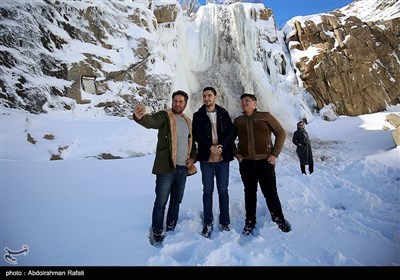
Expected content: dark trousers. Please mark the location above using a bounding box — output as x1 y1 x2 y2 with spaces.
239 159 285 224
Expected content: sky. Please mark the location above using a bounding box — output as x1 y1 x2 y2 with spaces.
263 0 353 27
0 0 399 274
198 0 354 27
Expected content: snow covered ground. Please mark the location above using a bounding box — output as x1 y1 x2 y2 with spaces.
1 105 399 267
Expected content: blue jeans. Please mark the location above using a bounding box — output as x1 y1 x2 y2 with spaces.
200 161 230 225
152 165 188 231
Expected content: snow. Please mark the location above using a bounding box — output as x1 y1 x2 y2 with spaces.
0 0 399 269
1 104 399 266
339 0 400 23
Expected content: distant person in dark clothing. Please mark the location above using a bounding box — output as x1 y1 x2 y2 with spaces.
292 121 314 175
192 87 235 238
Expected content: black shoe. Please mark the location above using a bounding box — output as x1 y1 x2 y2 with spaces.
166 225 175 232
166 222 176 232
153 229 164 242
201 224 213 238
277 220 291 233
219 224 230 232
242 220 255 236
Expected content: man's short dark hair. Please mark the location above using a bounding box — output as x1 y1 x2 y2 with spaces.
172 90 189 102
240 93 257 101
203 87 217 96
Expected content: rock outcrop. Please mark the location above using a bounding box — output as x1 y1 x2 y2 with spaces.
286 13 399 117
0 0 398 118
386 113 400 146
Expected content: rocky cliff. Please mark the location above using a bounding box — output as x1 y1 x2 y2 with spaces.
284 0 399 117
0 0 398 120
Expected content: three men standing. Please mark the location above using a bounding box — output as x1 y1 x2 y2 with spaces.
134 89 290 245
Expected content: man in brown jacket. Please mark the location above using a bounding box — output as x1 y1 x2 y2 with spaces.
233 93 290 235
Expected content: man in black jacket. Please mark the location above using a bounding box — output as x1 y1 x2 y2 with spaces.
192 87 235 238
292 121 314 175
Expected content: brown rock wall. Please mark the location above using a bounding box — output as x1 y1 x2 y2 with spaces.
289 15 399 116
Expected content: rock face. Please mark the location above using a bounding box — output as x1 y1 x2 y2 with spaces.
0 0 166 115
286 13 399 116
0 0 398 118
386 113 400 146
387 113 400 128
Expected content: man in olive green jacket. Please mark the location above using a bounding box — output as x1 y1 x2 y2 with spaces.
133 90 197 245
233 93 290 236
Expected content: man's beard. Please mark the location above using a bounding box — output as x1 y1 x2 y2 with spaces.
172 107 184 114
